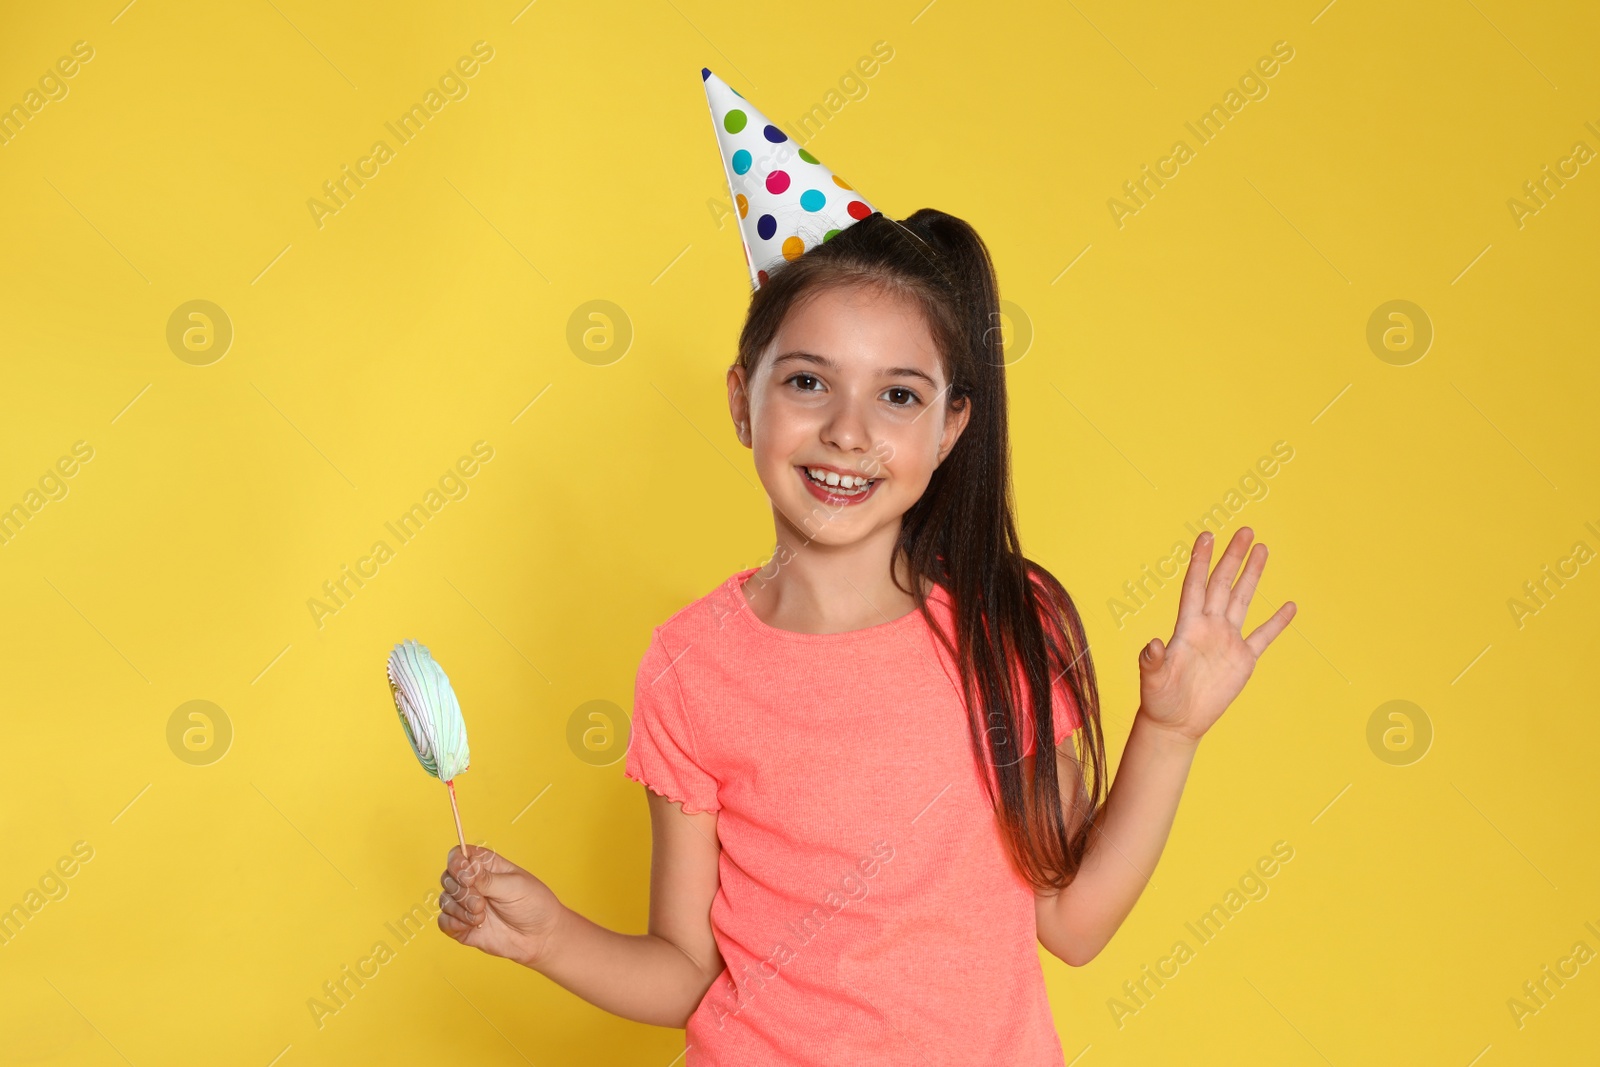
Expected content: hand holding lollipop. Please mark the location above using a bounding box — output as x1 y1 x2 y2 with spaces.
385 640 565 963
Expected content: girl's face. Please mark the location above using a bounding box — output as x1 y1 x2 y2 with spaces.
727 282 971 547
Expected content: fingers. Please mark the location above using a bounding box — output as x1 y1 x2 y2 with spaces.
1203 527 1254 616
1176 531 1213 622
439 868 472 904
448 844 510 895
448 844 484 875
438 910 475 940
438 881 481 928
1225 543 1268 627
1244 599 1297 657
440 856 489 926
438 865 487 931
1139 637 1166 672
439 844 518 945
450 843 513 877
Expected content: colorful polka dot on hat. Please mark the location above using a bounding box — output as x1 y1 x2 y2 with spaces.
702 68 878 290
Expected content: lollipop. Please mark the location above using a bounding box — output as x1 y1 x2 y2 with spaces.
386 639 471 857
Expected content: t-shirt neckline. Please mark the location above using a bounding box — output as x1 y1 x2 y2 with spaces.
728 566 945 641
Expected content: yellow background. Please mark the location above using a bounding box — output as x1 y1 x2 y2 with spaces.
2 0 1596 1063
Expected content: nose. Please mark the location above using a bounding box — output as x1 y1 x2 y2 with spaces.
819 390 873 455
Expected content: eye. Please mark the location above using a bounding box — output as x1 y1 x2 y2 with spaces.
884 386 922 407
784 372 823 392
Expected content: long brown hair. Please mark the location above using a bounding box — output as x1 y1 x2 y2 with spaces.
733 208 1107 891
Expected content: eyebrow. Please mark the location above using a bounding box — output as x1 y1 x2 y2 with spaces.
770 350 939 388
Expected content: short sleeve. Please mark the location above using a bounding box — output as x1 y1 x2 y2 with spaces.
624 630 721 814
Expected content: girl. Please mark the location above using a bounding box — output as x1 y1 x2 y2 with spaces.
436 209 1296 1064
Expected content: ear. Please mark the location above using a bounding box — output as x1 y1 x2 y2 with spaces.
727 364 751 448
935 393 971 466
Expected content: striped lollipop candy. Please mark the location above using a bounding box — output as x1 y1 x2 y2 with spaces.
386 639 471 856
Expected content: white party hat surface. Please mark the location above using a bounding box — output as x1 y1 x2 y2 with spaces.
701 67 878 288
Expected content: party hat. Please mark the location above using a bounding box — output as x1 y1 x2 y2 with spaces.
701 67 878 289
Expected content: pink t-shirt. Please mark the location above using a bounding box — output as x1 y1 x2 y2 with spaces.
624 566 1083 1066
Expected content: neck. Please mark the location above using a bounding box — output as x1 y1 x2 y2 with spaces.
743 512 924 634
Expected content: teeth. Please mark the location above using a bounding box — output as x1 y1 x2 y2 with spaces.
806 467 872 489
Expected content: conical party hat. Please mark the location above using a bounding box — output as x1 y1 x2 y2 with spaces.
702 68 878 289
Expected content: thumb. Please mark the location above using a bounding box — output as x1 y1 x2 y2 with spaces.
1139 638 1166 672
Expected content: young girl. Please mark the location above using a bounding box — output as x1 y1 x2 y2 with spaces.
436 206 1294 1063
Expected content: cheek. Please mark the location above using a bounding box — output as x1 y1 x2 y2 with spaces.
751 414 794 455
747 419 809 491
750 395 815 453
875 422 939 479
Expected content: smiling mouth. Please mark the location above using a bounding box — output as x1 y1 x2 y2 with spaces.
796 465 881 503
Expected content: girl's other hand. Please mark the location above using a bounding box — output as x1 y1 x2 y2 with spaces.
438 844 564 968
1137 527 1296 743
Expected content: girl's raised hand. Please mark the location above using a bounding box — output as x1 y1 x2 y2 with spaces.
1136 527 1296 743
438 844 564 968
